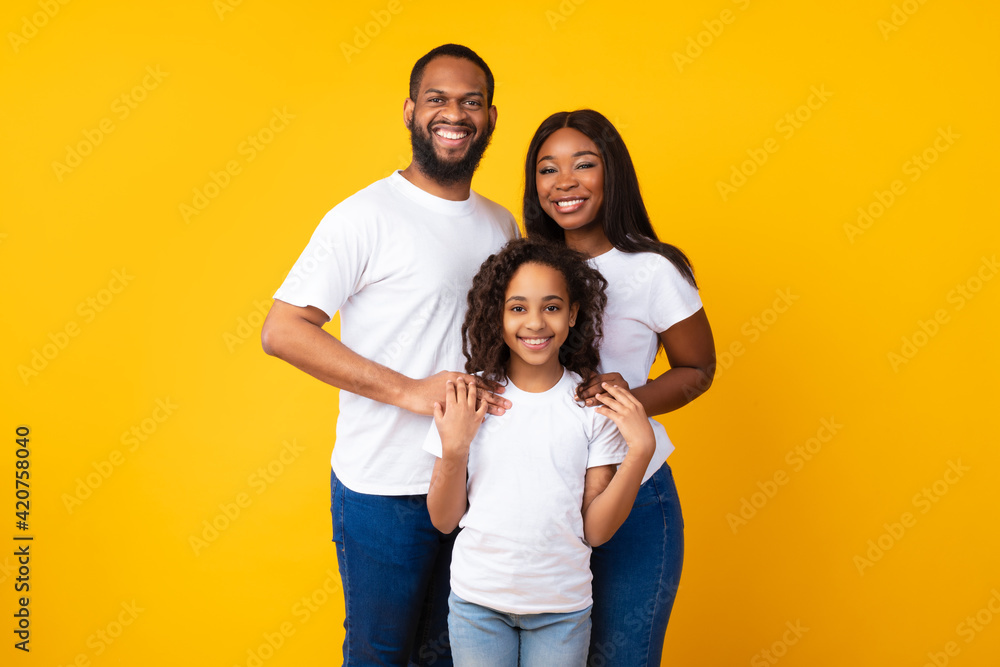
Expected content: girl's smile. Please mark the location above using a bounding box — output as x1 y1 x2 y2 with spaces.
502 262 579 392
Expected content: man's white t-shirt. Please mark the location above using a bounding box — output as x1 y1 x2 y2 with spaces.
423 370 627 614
273 171 518 495
589 249 702 482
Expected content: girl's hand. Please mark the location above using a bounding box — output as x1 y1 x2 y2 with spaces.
576 372 629 407
593 382 654 457
434 378 488 461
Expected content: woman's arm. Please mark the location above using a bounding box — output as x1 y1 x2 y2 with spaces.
426 379 486 533
578 308 716 416
581 384 656 547
631 308 715 415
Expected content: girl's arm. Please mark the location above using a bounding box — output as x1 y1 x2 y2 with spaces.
426 379 487 533
581 384 656 547
578 308 716 415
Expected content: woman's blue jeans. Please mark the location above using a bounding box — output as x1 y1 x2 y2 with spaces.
588 463 684 667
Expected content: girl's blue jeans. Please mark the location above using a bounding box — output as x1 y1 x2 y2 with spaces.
448 592 592 666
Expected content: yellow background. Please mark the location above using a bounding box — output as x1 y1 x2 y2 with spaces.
4 0 999 665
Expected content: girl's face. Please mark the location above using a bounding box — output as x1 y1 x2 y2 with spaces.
502 262 579 384
535 127 605 233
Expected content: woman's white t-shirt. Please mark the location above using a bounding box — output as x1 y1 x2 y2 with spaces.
423 369 627 614
588 248 702 482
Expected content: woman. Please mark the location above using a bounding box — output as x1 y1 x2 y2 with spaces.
523 109 716 666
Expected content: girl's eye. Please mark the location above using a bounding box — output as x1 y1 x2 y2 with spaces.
511 305 525 312
545 305 559 312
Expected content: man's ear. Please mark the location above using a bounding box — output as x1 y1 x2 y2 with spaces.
488 104 497 132
403 98 414 128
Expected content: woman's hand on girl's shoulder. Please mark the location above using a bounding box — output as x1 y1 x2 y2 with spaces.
434 378 488 460
593 383 655 457
576 372 629 406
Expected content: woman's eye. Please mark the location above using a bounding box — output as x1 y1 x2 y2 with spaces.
577 162 594 169
538 167 555 175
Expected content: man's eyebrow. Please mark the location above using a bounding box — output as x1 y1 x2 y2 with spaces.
423 88 484 98
537 150 599 164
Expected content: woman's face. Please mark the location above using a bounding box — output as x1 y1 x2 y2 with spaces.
534 127 605 233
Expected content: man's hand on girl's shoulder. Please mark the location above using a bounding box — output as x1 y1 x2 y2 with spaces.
407 371 512 417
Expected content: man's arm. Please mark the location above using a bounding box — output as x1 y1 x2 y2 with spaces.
261 299 510 416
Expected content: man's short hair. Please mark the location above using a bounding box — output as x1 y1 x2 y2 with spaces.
409 44 495 107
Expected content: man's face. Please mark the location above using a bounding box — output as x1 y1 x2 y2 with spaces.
404 56 497 185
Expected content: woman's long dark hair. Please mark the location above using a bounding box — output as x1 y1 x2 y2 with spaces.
523 109 697 288
462 238 607 394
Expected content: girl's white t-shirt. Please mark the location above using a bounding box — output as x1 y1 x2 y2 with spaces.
423 369 627 614
589 248 702 482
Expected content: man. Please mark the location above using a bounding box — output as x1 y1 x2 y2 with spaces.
261 44 516 666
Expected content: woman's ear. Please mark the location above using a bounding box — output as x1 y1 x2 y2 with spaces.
569 302 580 327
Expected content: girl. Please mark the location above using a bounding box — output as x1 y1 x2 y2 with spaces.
523 109 716 667
423 238 655 666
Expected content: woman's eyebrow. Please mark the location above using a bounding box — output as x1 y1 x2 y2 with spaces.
537 150 599 164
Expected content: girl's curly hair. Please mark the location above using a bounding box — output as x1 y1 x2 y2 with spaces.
462 238 608 393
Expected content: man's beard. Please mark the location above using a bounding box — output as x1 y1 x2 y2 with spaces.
407 120 493 186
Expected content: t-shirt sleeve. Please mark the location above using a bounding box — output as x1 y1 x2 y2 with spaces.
422 421 443 459
586 411 628 468
648 258 703 333
272 205 375 320
509 214 522 240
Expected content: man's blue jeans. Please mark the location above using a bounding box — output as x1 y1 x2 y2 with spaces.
331 469 456 666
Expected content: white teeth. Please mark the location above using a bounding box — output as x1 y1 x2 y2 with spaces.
435 129 468 140
521 338 548 345
555 199 584 208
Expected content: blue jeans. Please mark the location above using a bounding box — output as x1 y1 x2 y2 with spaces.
448 592 592 667
588 463 684 667
331 469 456 666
